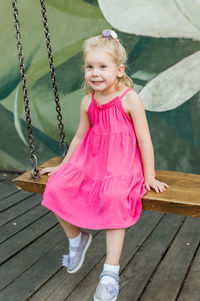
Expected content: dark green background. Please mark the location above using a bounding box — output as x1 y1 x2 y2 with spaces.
0 0 199 174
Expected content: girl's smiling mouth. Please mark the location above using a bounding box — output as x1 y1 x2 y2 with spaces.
91 80 104 85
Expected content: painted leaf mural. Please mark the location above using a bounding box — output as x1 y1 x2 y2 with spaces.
174 0 200 31
0 0 199 174
139 51 200 111
98 0 200 40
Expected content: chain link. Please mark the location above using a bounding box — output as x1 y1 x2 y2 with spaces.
39 0 68 157
12 0 39 179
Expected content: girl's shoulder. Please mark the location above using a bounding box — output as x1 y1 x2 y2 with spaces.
126 87 139 97
125 88 143 104
81 93 92 113
124 88 144 115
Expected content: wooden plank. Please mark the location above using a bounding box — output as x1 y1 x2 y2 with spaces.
0 212 58 264
178 244 200 301
0 224 65 291
0 172 17 182
64 213 184 301
139 217 200 301
0 204 48 243
0 194 42 227
0 177 20 201
0 190 33 212
30 211 164 301
118 214 185 300
143 171 200 217
14 157 200 217
155 169 200 183
142 189 200 217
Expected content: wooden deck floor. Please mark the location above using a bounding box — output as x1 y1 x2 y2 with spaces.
0 171 200 301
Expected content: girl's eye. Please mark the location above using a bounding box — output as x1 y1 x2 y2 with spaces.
86 65 93 69
101 65 106 69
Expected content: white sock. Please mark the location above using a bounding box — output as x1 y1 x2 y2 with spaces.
68 231 82 257
100 263 120 284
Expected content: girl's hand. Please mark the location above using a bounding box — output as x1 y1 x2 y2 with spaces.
145 176 169 193
40 165 61 176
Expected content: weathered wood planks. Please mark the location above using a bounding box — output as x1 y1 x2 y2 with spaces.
1 173 200 301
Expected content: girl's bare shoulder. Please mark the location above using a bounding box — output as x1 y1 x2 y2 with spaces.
123 89 144 117
126 89 141 102
81 93 92 113
125 89 143 107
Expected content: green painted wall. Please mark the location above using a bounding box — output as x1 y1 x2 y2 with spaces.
0 0 199 174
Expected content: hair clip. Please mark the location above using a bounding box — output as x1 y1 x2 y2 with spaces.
102 29 119 42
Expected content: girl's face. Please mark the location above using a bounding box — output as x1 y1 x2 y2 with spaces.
84 49 124 93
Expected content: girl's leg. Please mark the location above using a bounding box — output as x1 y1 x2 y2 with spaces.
56 215 80 238
57 215 92 273
94 229 126 300
105 228 126 265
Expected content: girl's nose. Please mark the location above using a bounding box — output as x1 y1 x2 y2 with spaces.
92 68 99 76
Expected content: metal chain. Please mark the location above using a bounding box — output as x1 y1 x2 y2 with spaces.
12 0 39 179
39 0 68 157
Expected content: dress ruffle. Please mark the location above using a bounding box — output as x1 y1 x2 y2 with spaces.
42 162 147 229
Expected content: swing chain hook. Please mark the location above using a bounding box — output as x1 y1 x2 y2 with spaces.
30 154 40 179
12 0 40 179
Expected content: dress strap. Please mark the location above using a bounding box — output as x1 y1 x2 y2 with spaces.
91 91 95 101
118 88 132 100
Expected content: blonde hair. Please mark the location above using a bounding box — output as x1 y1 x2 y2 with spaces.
82 34 134 94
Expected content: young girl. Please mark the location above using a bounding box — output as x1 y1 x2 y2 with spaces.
40 29 169 301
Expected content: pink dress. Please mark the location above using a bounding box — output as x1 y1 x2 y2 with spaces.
41 88 147 229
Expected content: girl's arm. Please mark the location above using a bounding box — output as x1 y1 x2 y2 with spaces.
40 95 91 176
127 90 169 193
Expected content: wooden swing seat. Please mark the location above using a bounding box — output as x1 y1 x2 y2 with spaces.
14 156 200 218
